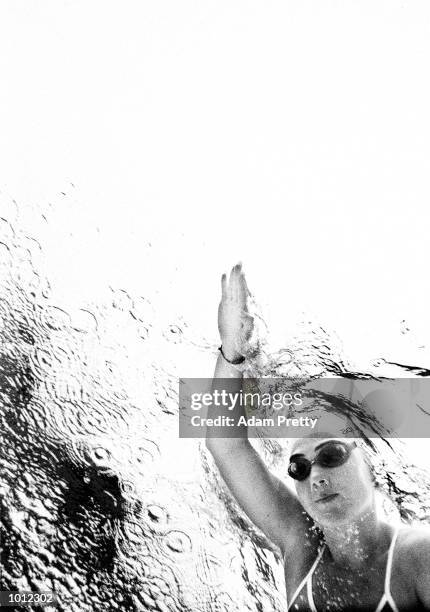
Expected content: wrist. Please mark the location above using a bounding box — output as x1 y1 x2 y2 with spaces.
219 344 245 363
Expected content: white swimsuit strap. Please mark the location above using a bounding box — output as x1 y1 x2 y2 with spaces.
383 526 400 612
385 526 399 592
287 544 325 611
374 525 401 612
307 565 319 612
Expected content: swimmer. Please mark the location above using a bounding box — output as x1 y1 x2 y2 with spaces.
205 263 430 611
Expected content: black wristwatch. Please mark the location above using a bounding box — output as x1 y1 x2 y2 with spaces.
218 345 246 365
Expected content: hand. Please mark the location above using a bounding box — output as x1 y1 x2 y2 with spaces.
218 263 254 360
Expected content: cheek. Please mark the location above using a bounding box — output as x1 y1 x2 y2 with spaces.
335 463 372 499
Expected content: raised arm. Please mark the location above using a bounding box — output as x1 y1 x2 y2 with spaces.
205 263 310 555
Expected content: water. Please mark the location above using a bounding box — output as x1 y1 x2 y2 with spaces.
1 197 429 612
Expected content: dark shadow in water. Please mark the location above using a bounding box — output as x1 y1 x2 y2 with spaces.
55 458 124 576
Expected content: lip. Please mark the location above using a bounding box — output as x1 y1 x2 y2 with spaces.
315 493 339 503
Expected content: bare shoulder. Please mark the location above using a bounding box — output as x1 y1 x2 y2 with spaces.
398 523 430 608
398 523 430 562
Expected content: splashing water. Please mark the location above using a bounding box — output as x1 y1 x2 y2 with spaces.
1 195 429 612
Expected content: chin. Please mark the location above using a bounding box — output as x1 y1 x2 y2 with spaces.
310 501 355 526
317 503 374 529
315 509 350 525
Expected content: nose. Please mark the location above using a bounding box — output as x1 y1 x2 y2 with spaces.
310 465 330 490
312 477 329 490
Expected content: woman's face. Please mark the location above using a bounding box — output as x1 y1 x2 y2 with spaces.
290 437 375 527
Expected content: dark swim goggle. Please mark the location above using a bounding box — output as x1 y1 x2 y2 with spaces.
288 440 358 481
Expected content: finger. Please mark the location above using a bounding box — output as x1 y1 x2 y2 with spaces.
221 274 227 300
237 273 246 304
227 265 236 299
238 272 252 303
228 263 240 301
229 262 240 286
242 273 252 297
233 265 241 302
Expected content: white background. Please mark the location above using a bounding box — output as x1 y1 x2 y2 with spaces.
1 0 429 371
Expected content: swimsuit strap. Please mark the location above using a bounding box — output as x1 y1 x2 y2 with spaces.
306 562 320 612
374 525 401 612
383 525 400 612
287 544 325 611
384 526 400 593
